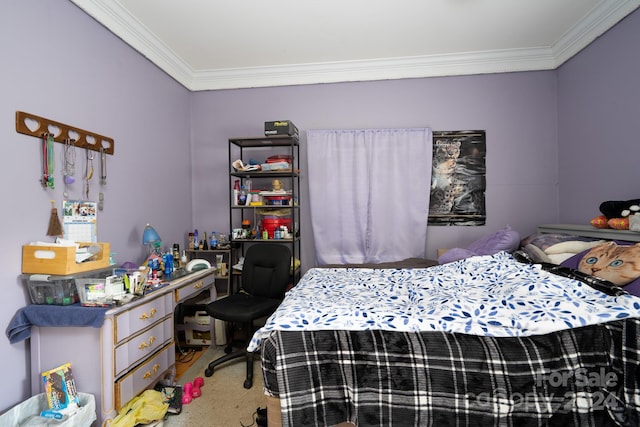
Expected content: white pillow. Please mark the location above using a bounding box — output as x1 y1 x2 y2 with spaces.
546 252 577 265
544 240 605 255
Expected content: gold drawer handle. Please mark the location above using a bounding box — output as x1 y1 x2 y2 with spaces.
137 336 156 350
139 308 157 320
142 364 160 380
194 280 203 289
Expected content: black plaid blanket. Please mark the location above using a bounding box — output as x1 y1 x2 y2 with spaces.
261 319 640 426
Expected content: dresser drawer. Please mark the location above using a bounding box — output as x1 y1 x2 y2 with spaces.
114 316 173 378
174 273 214 303
114 293 173 344
115 342 175 410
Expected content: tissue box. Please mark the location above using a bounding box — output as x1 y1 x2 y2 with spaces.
22 242 110 275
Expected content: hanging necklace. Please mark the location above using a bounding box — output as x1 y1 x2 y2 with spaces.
41 133 55 189
98 147 107 211
41 133 48 188
62 138 76 198
85 148 94 199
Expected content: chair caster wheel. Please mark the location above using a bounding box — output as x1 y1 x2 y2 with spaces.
243 378 253 389
205 368 214 377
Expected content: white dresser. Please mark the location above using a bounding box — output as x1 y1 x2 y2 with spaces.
29 268 216 426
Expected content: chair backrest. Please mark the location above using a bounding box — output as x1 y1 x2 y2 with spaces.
241 244 292 299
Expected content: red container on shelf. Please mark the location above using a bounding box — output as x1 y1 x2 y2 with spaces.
262 218 292 239
266 155 292 164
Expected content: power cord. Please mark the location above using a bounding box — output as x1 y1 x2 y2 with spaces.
175 344 196 363
239 409 258 427
240 407 267 427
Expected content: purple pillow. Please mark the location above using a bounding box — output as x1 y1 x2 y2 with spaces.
438 248 477 264
466 225 521 255
438 226 521 264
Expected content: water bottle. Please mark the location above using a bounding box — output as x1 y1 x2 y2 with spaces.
210 231 218 249
163 252 174 275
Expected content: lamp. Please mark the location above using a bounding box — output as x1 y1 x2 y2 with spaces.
142 223 162 255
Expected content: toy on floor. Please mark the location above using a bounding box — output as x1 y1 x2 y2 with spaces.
590 198 640 230
181 377 204 404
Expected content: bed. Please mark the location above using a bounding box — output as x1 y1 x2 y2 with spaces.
250 226 640 427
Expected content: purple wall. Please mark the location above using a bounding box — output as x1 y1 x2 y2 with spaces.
1 0 638 415
1 1 191 411
191 72 560 269
557 9 640 224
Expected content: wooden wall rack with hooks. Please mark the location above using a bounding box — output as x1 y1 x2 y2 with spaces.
15 111 115 155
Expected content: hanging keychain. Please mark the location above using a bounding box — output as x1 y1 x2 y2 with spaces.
99 147 106 210
100 147 107 185
85 148 94 199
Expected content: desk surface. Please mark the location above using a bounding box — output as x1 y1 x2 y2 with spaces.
8 267 216 343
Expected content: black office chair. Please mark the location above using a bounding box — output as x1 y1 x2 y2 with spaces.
203 243 291 388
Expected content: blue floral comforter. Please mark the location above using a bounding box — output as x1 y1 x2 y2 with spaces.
248 252 640 351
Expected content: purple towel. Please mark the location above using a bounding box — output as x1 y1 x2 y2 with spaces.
5 304 109 344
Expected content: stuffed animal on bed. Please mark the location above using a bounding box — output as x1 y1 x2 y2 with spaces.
576 241 640 286
590 199 640 230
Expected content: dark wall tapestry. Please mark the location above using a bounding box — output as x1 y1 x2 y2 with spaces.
428 130 486 226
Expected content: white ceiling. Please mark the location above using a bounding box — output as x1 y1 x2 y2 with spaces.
70 0 640 92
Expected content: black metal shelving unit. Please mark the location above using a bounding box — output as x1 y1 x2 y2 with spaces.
228 135 301 283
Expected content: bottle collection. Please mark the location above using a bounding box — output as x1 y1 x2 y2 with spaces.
232 221 292 240
188 229 229 250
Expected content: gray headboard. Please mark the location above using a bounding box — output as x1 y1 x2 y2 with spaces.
538 223 640 243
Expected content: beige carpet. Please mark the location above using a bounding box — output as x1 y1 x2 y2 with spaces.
163 345 269 427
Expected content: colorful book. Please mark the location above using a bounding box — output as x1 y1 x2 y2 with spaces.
41 363 80 419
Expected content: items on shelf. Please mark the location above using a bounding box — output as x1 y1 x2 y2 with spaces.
188 229 229 250
228 132 301 282
264 120 299 138
22 240 111 275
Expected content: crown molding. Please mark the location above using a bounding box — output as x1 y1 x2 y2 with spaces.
189 47 557 91
70 0 639 92
70 0 194 87
552 0 640 66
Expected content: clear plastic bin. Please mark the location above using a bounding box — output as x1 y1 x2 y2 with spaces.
0 392 96 426
22 267 114 306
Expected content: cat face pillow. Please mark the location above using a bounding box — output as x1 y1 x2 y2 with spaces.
577 241 640 286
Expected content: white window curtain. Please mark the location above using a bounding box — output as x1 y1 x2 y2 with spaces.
307 128 432 265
